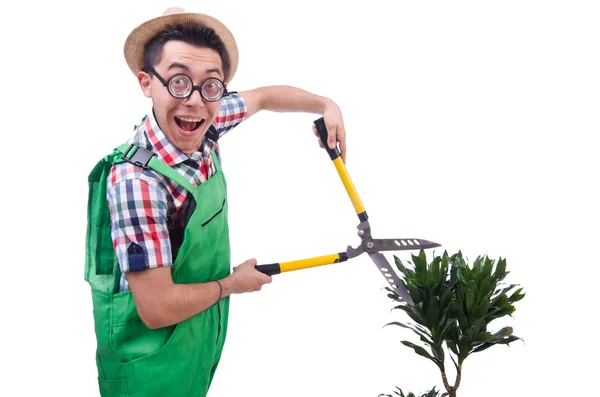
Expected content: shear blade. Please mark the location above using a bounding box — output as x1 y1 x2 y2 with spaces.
373 238 441 252
368 252 414 305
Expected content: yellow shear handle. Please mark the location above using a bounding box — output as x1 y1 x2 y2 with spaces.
281 253 345 272
333 157 366 217
255 252 349 276
313 117 368 221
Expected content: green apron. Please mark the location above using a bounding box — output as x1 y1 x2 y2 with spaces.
85 143 230 397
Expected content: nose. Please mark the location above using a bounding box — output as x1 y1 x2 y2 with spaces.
184 88 205 108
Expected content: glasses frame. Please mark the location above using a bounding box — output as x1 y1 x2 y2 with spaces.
148 67 227 102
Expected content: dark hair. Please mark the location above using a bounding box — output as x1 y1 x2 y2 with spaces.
143 24 231 81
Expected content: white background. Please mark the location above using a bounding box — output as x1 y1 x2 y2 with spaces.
1 0 599 396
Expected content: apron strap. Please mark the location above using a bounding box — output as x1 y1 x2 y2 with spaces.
210 149 223 174
117 143 196 194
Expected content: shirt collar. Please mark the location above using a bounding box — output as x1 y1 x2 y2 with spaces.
140 110 218 166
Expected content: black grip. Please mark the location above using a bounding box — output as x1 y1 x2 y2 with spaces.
314 117 340 160
255 263 281 276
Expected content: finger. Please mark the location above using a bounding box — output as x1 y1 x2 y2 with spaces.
312 124 318 137
326 123 337 149
318 139 323 149
262 274 273 284
339 127 347 163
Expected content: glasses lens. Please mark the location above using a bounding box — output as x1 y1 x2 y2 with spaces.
168 75 192 98
202 78 224 101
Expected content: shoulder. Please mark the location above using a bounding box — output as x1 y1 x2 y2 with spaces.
107 127 168 195
215 92 247 122
220 91 247 110
212 92 248 137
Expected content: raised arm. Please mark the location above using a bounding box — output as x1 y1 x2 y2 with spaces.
239 85 348 162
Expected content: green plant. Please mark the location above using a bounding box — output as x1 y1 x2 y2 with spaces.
384 250 524 397
379 386 448 397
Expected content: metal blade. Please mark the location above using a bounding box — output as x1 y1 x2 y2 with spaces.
368 252 414 305
346 238 441 259
371 238 441 252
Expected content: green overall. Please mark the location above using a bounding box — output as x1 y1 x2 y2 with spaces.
85 144 230 397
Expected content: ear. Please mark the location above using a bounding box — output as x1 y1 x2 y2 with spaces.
138 71 152 98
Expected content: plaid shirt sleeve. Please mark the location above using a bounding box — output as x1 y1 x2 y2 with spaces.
213 92 247 138
107 177 173 279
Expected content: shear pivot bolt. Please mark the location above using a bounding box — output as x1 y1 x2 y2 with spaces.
367 242 374 249
358 230 364 236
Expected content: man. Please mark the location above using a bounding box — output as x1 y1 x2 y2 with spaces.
84 7 347 397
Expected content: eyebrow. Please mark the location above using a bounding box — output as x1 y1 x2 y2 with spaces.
167 63 223 77
167 62 191 72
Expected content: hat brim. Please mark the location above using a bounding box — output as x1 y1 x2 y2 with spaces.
124 12 238 83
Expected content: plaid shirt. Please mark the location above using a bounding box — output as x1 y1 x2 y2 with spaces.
107 93 247 292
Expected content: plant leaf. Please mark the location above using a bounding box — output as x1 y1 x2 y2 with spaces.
400 341 442 369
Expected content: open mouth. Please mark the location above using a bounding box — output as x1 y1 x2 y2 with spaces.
175 116 205 133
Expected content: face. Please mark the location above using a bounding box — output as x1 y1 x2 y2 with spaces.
138 41 225 154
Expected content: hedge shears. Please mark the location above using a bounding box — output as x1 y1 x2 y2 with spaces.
255 117 440 304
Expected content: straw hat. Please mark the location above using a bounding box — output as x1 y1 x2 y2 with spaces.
123 7 239 83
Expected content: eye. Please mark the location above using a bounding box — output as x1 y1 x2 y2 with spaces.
204 79 223 94
172 77 188 86
168 75 192 97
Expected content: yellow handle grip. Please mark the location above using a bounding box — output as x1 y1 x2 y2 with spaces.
256 253 348 275
279 253 347 273
332 157 366 217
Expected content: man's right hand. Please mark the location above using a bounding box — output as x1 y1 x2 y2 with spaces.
127 258 272 329
222 258 272 295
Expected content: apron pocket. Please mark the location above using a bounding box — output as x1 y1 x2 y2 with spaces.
98 376 128 397
121 313 216 395
201 198 226 227
111 316 178 363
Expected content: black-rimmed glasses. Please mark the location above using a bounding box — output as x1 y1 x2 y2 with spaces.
148 67 227 102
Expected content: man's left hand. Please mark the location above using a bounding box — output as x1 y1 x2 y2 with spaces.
313 99 347 163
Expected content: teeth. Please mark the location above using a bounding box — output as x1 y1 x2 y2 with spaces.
176 116 203 122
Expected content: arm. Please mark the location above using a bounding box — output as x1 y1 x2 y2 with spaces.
108 177 271 330
127 259 270 329
239 85 348 162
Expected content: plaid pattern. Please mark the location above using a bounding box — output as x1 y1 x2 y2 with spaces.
107 93 247 291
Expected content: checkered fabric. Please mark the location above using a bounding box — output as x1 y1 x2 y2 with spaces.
107 93 247 291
